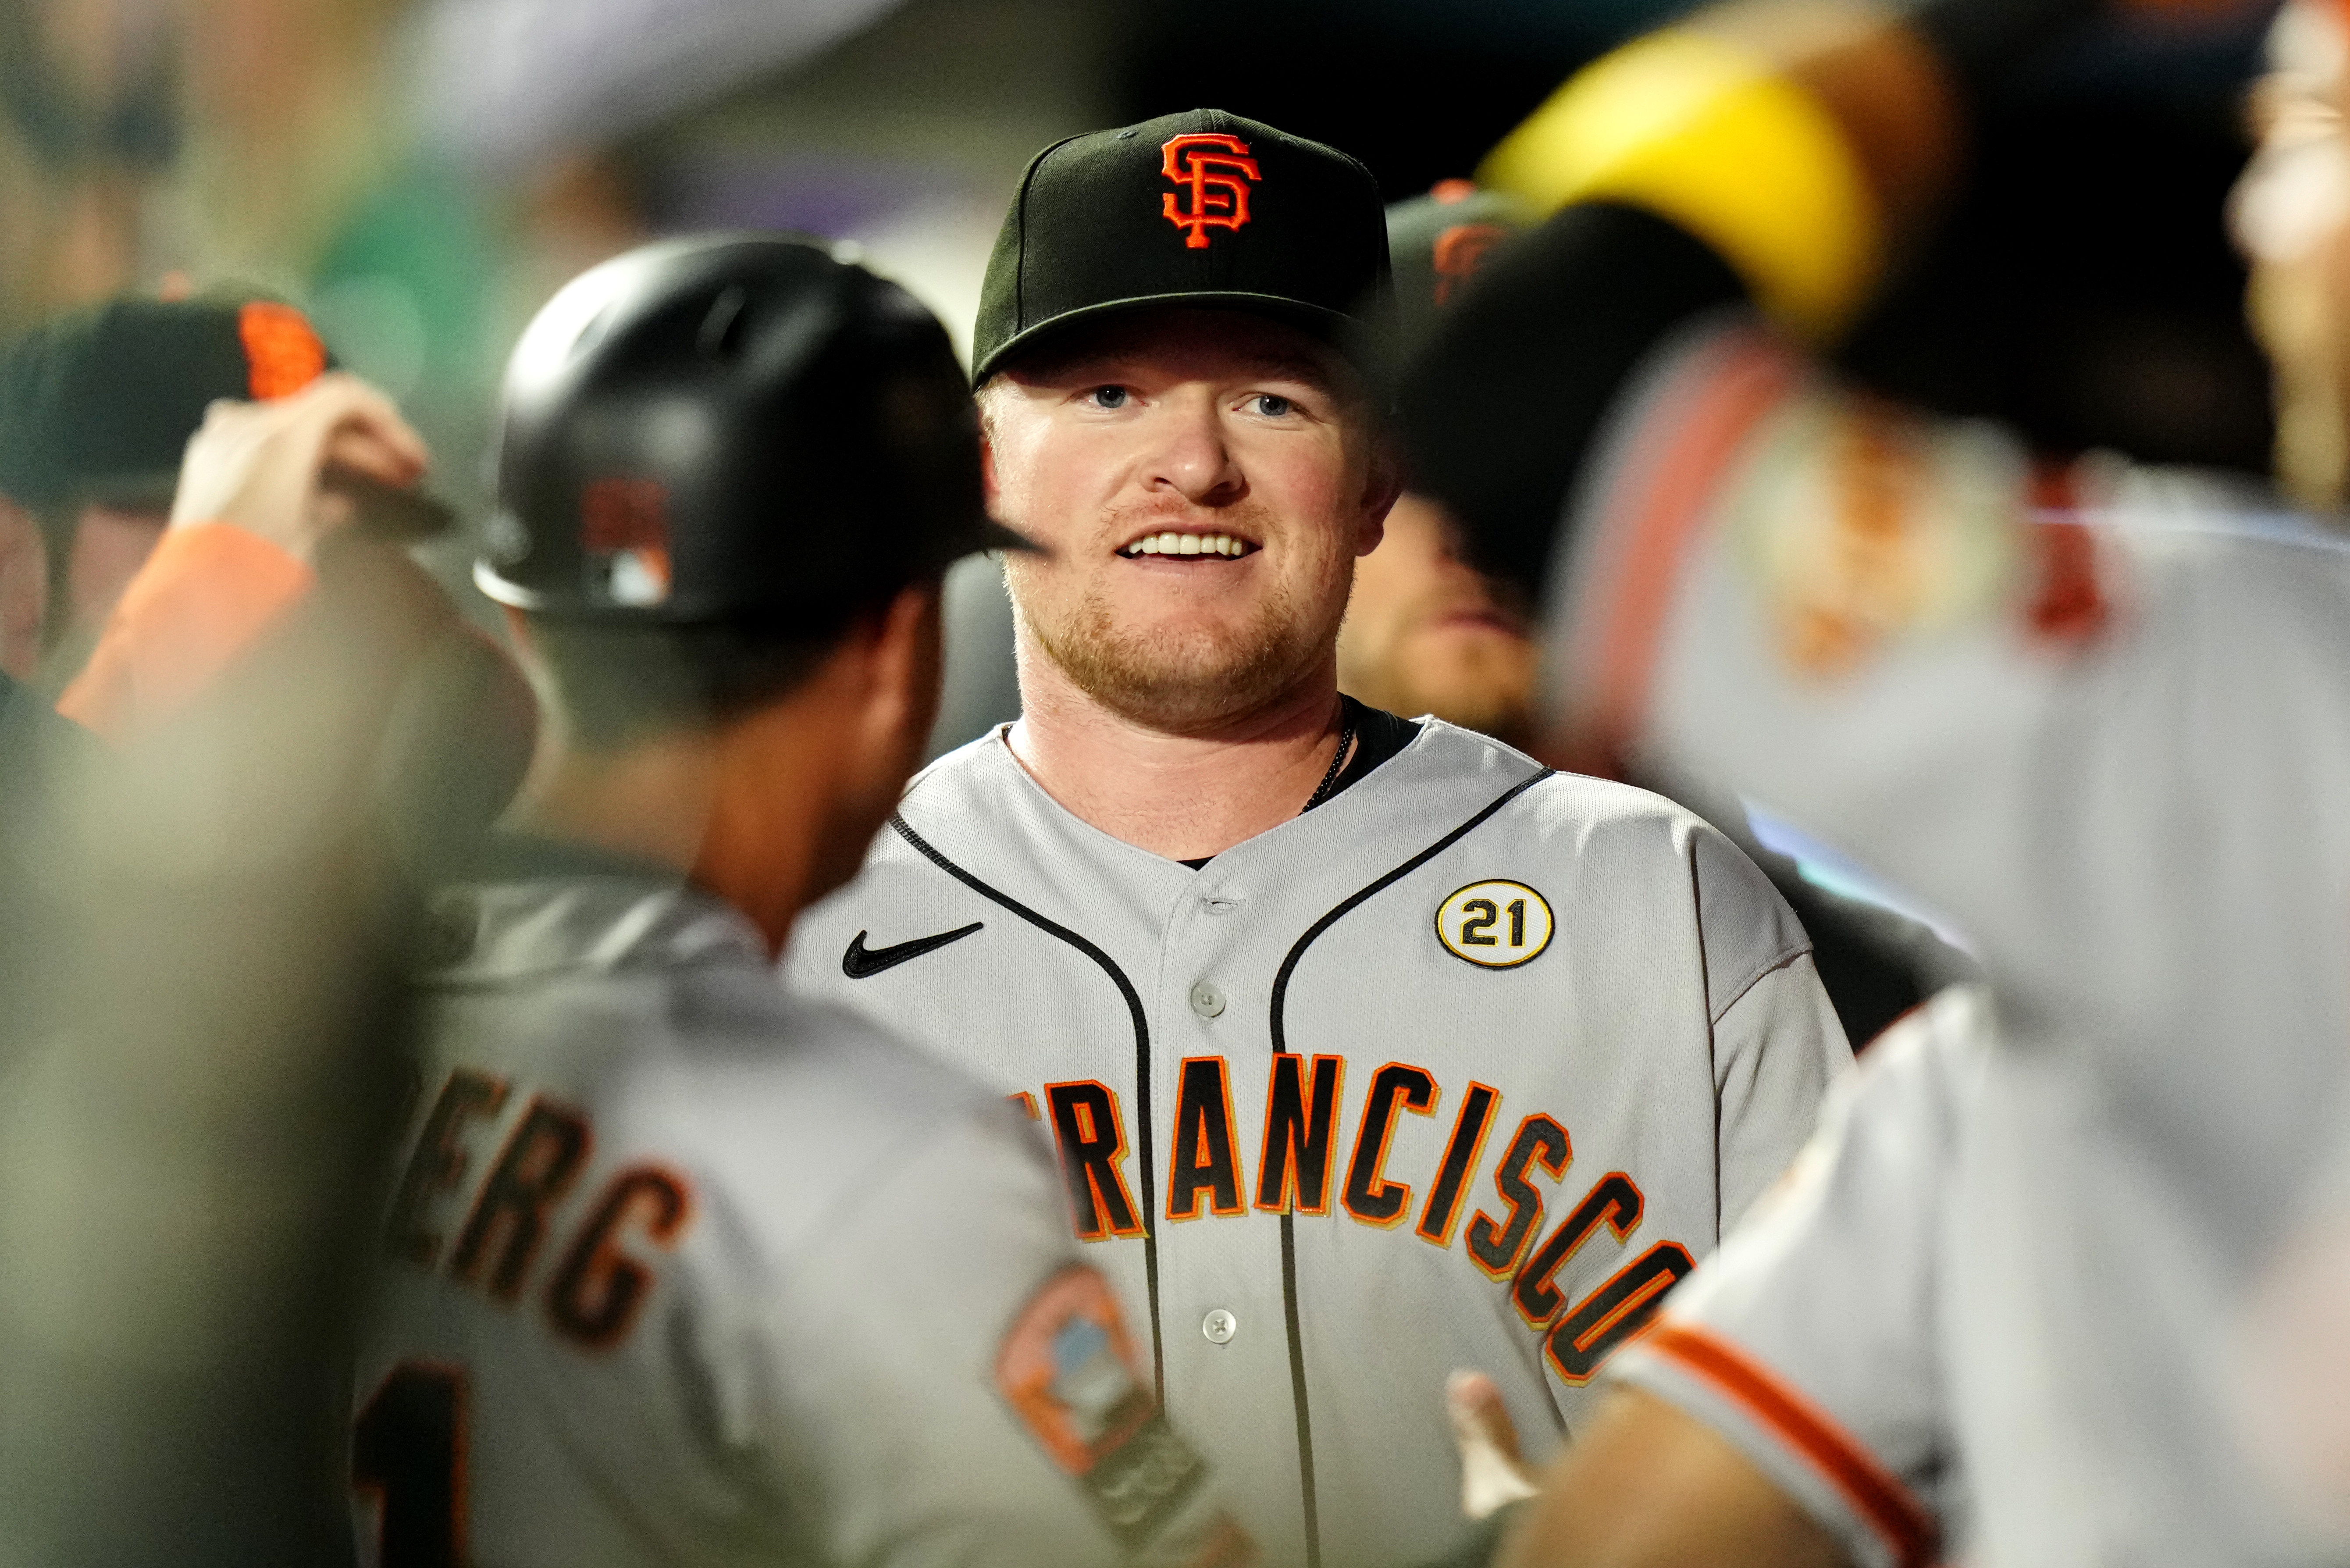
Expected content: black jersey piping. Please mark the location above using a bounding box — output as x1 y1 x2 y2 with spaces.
1264 766 1553 1568
889 813 1166 1402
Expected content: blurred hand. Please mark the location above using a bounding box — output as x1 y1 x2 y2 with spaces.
1450 1369 1542 1521
171 374 430 561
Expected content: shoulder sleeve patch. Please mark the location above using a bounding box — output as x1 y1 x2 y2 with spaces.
997 1265 1219 1551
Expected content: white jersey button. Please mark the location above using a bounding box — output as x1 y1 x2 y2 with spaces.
1202 1308 1238 1345
1189 980 1226 1018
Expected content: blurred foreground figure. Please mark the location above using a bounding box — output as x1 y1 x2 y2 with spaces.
785 109 1846 1568
1360 183 1969 1050
356 236 1249 1568
0 301 540 880
0 358 456 1564
0 294 331 689
1401 0 2350 1562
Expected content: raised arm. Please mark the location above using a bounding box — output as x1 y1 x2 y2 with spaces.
58 374 427 738
1399 0 1982 610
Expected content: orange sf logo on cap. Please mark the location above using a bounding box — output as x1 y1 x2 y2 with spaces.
1161 133 1260 249
238 302 328 400
1431 222 1509 306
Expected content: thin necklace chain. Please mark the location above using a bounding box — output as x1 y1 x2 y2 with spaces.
1301 708 1358 813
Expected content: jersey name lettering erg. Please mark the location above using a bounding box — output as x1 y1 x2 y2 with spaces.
783 718 1848 1568
356 869 1247 1568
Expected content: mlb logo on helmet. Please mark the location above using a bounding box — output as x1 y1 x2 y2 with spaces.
580 475 672 607
1161 133 1260 248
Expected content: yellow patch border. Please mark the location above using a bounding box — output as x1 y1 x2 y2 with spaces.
1435 880 1556 969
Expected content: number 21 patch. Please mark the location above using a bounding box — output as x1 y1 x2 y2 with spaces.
1435 880 1555 968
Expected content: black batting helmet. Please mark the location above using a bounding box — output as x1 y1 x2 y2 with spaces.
477 234 1023 624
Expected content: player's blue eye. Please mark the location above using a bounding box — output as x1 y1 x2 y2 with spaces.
1088 386 1129 409
1252 394 1293 417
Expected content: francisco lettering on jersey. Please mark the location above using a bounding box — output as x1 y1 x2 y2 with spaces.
385 1066 695 1351
1027 1058 1696 1382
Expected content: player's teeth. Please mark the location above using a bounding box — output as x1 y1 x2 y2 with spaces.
1121 531 1258 557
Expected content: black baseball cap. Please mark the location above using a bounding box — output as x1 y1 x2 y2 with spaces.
1385 181 1531 358
973 108 1393 383
0 294 333 517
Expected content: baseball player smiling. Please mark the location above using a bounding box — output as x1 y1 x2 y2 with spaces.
783 108 1848 1568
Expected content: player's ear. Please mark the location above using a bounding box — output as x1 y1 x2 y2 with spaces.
861 579 944 766
976 380 1004 509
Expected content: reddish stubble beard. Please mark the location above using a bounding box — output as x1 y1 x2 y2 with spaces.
1007 496 1355 736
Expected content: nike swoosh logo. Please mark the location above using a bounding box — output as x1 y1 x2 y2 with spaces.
841 922 983 979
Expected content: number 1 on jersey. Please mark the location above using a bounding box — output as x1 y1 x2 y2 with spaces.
352 1361 468 1568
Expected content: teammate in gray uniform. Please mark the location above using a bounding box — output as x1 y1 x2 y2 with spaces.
1396 0 2350 1562
353 236 1250 1568
781 110 1848 1568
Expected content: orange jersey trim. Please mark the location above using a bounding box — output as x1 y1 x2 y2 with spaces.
1641 1318 1937 1568
57 523 314 739
1567 334 1798 758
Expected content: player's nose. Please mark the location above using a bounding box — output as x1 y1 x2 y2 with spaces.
1144 391 1246 507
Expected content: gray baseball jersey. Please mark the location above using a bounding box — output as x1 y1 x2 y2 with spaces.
781 716 1848 1568
353 848 1251 1568
1551 318 2350 1563
1613 986 1987 1568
